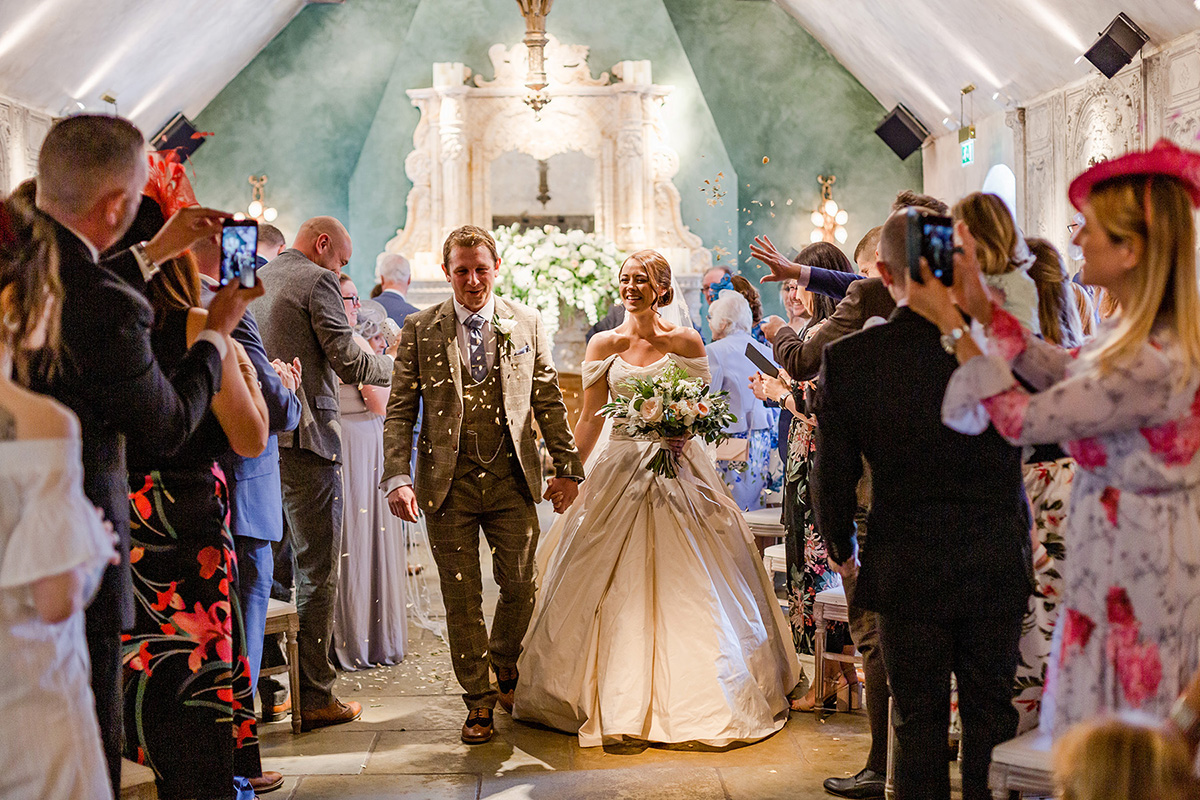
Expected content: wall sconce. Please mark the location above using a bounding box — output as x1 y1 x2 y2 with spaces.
517 0 554 115
809 175 848 244
247 174 277 222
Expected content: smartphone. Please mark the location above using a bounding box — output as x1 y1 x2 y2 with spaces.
744 342 779 378
220 220 259 288
905 208 955 287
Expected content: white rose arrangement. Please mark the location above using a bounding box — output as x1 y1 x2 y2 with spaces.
600 362 737 478
493 223 624 345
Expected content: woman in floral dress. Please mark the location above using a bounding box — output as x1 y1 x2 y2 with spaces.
123 254 269 799
753 242 857 710
911 139 1200 737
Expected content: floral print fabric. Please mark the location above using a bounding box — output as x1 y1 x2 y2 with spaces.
123 466 260 800
944 305 1200 737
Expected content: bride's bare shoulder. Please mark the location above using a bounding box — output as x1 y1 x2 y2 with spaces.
665 325 705 358
584 330 628 361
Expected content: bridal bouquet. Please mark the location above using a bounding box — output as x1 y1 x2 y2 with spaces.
600 362 737 478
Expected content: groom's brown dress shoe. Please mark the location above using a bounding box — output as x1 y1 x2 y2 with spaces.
299 698 362 732
462 707 494 744
495 665 519 714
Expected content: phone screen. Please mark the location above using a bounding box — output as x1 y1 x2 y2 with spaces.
906 210 955 287
220 221 259 288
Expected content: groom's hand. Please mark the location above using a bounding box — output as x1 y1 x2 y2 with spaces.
544 477 579 514
387 485 420 522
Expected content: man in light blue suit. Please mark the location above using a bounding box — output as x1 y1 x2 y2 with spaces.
373 252 419 326
195 234 302 728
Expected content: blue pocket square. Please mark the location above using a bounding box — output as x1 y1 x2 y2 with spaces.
512 345 531 356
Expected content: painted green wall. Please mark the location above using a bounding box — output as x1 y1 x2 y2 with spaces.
665 0 923 313
191 0 921 312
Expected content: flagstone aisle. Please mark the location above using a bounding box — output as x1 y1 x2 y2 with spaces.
257 524 873 800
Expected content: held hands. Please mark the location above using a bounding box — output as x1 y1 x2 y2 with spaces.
543 477 579 514
387 485 420 522
143 207 231 265
205 281 265 337
750 235 804 284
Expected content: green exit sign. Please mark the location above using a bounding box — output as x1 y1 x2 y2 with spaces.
961 138 975 166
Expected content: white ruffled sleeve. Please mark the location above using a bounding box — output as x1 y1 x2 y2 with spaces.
582 355 618 390
0 440 114 591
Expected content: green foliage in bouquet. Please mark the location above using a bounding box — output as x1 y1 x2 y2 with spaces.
599 362 738 478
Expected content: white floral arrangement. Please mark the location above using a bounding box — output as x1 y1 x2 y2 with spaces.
493 223 624 343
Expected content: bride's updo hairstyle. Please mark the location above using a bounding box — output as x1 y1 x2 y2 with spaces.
621 249 674 307
0 179 62 384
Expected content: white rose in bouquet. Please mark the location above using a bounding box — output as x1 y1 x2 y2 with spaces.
639 396 665 423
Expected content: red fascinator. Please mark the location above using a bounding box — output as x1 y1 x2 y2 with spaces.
1068 138 1200 210
144 150 198 219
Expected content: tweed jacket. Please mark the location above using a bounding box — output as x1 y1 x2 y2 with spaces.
382 296 584 514
251 249 392 462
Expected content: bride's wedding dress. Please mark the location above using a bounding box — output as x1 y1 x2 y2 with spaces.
514 352 799 747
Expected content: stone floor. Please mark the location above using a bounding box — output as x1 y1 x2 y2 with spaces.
258 520 879 799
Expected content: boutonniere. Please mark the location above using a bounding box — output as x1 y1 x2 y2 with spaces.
493 314 518 353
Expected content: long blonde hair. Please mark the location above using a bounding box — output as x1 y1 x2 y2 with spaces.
1053 716 1198 800
1086 174 1200 384
1027 237 1084 347
953 192 1023 276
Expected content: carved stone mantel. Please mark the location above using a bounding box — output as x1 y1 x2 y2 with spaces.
386 36 710 316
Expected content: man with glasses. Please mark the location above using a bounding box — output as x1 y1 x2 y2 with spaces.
252 216 397 731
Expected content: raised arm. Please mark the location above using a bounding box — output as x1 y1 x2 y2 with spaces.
309 271 392 388
189 309 269 458
232 306 301 434
806 266 863 302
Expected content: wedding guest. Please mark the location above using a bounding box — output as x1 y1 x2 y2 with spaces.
331 287 408 669
374 252 419 328
192 227 299 795
750 242 857 713
124 250 269 800
729 274 767 343
28 114 252 797
1052 716 1199 800
252 216 394 730
0 188 116 800
706 289 777 510
953 192 1041 335
815 207 1032 800
1011 237 1087 734
255 223 286 267
780 279 810 332
921 140 1200 739
701 264 733 304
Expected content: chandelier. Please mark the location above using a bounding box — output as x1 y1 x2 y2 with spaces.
246 175 277 223
517 0 554 114
809 175 848 244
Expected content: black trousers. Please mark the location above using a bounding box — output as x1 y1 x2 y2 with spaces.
878 609 1023 800
86 606 123 799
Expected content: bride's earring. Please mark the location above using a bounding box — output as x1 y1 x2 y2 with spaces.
2 309 18 333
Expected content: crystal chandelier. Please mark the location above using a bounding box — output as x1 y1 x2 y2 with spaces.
517 0 554 114
809 175 848 244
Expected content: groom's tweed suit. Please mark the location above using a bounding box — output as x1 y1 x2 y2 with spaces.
383 295 583 709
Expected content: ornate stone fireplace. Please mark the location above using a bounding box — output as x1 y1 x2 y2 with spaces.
384 36 711 322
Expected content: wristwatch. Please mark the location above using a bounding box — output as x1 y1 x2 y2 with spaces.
940 325 969 355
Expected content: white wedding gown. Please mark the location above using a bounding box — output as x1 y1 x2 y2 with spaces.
514 353 799 747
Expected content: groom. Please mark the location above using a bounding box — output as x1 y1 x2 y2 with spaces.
383 225 584 744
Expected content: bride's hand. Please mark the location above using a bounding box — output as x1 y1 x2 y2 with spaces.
663 436 689 457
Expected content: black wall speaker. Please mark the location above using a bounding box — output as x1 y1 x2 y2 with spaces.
1084 13 1148 79
150 113 205 160
875 104 929 161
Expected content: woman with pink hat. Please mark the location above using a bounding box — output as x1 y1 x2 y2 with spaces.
908 139 1200 737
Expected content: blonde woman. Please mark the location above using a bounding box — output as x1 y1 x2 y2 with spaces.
909 140 1200 737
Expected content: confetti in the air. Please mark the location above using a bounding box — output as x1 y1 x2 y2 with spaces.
762 156 769 164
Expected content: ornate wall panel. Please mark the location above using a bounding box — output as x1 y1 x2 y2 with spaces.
0 94 52 196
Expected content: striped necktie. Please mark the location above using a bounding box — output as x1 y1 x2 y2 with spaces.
465 313 487 382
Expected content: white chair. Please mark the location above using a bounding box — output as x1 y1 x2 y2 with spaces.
120 757 158 800
987 727 1054 798
813 585 863 717
743 507 786 559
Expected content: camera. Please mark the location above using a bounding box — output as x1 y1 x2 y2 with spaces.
905 208 955 287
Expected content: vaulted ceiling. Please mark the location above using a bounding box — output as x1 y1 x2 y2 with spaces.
0 0 1198 139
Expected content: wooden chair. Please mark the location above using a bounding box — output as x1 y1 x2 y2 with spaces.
120 757 158 800
262 598 302 734
987 728 1054 798
813 585 863 718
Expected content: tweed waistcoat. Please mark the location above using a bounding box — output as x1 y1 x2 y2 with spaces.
454 351 514 479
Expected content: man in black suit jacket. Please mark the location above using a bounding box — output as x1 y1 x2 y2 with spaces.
28 115 256 796
812 209 1031 800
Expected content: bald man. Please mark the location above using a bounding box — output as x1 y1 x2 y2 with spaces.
251 216 394 729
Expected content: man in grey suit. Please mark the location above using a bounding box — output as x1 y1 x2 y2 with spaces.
252 216 395 730
373 251 419 328
383 225 584 745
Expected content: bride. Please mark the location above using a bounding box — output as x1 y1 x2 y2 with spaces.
513 250 799 747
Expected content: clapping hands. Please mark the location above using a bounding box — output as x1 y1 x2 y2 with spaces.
271 358 302 391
